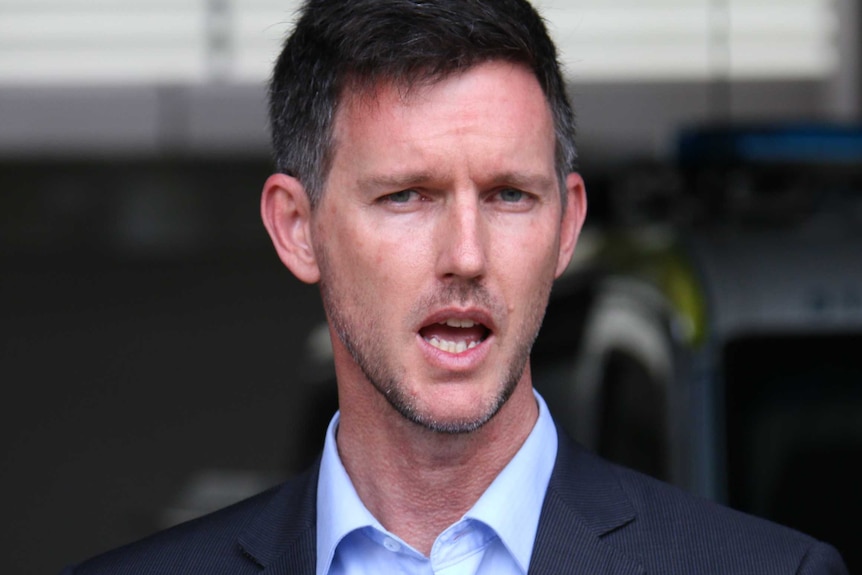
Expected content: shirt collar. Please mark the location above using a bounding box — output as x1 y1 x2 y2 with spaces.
315 411 383 575
315 390 558 575
464 391 557 572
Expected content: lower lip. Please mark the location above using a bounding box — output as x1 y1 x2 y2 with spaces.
416 334 493 372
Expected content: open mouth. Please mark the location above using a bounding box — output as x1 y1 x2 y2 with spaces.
418 318 491 354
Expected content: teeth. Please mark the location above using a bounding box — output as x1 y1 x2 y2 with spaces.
439 318 476 328
427 337 479 354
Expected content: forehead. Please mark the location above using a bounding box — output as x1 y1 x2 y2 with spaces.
329 61 556 183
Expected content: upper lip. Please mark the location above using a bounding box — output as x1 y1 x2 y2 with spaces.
418 307 496 334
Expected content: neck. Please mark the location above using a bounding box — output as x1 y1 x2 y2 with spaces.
335 372 538 556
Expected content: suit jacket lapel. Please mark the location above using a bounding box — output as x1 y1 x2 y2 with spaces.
234 431 645 575
237 460 320 575
529 430 645 575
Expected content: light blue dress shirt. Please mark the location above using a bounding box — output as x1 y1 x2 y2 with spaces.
315 390 559 575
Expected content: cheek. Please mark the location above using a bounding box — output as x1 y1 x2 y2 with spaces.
333 222 418 289
358 217 429 272
370 240 426 292
496 219 560 271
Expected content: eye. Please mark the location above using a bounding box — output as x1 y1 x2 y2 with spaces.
498 188 526 202
382 189 419 203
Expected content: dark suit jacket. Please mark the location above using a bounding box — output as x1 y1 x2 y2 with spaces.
63 431 848 574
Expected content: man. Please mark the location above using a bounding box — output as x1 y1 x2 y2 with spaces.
63 0 848 573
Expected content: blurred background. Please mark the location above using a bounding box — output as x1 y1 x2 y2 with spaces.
2 0 861 573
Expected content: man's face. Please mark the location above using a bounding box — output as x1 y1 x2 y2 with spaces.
311 60 583 433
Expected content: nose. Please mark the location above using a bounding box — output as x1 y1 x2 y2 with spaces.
436 195 487 280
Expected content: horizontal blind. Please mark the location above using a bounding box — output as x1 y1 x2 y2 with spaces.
0 0 837 85
0 0 298 84
541 0 837 81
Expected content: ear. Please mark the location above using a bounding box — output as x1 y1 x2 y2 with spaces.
554 172 587 278
261 173 321 284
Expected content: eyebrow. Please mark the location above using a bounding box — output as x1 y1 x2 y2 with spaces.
357 171 556 193
357 171 436 192
490 171 557 192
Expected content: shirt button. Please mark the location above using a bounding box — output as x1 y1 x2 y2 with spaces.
382 538 401 552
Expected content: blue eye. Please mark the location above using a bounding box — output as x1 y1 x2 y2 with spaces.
385 190 417 203
499 188 525 202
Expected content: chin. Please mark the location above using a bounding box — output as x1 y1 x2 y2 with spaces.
388 387 511 435
408 410 498 435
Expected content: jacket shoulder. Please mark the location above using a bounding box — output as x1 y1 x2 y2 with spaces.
596 449 847 573
63 465 317 575
547 434 848 573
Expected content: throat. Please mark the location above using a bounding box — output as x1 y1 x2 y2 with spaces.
339 438 501 557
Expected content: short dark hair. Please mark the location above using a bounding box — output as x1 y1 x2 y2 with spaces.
269 0 577 207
